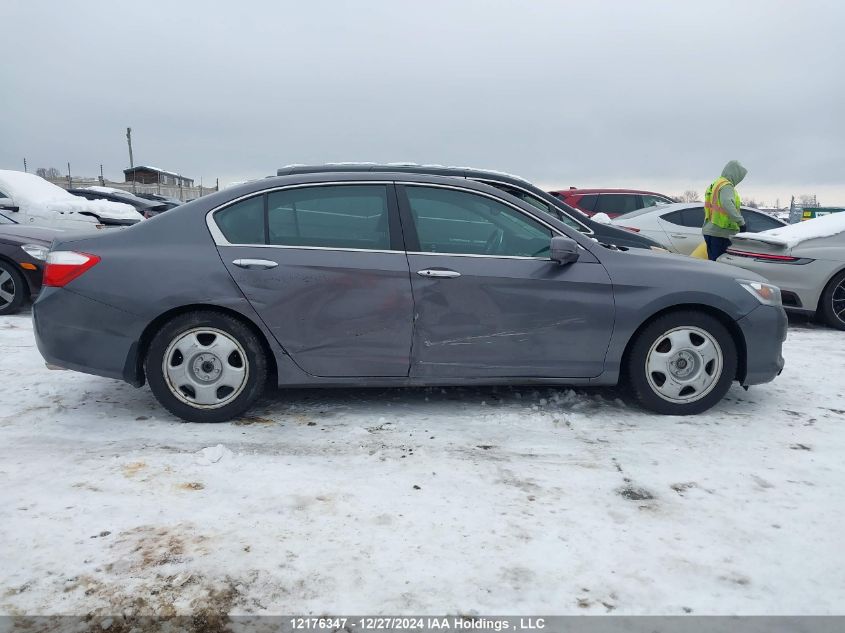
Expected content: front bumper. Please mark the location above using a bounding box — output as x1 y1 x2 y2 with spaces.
33 287 143 383
736 304 787 386
20 262 44 299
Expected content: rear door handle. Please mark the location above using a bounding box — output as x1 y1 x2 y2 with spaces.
670 234 689 239
232 259 278 269
417 268 461 278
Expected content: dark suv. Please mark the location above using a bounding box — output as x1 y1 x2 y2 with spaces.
276 164 665 251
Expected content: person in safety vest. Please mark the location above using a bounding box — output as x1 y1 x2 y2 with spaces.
702 160 747 260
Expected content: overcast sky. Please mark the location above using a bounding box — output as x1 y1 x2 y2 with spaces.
3 0 844 205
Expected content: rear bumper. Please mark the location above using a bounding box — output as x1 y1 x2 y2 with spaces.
736 304 787 386
33 287 143 383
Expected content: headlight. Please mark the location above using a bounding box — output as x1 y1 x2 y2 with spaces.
21 244 49 261
737 279 782 306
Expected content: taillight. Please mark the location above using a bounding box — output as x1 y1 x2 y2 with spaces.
725 248 801 262
43 251 101 287
618 225 640 232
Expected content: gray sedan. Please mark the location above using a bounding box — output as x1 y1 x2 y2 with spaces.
33 172 786 422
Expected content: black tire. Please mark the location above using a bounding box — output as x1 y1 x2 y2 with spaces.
626 310 738 415
145 310 267 423
0 260 26 316
818 269 845 331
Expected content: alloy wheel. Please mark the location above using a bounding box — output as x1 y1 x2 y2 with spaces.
832 279 845 326
0 268 17 311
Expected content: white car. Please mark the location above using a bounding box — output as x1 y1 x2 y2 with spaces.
719 213 845 330
0 170 143 230
611 202 786 255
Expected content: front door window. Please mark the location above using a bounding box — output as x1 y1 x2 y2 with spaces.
405 186 552 257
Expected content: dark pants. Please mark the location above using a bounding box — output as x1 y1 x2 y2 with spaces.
704 235 731 261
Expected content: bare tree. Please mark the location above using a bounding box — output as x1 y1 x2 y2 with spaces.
680 190 701 203
36 167 62 179
797 194 819 207
741 197 759 209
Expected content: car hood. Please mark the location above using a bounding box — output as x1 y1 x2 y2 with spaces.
0 224 70 244
614 242 768 283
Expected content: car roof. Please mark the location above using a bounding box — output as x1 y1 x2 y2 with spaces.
275 162 592 218
277 162 534 186
551 188 672 196
237 170 526 196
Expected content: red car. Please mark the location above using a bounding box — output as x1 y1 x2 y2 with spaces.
549 188 675 218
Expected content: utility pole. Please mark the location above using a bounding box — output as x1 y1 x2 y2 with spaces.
126 127 136 193
23 158 27 173
67 162 72 188
99 164 105 185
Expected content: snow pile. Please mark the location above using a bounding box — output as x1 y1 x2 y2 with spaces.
0 169 75 203
2 312 844 616
82 186 131 195
0 170 141 221
734 212 845 248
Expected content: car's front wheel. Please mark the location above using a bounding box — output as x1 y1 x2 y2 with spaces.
146 311 267 422
627 311 737 415
0 261 26 316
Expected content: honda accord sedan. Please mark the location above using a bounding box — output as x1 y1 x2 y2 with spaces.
33 172 786 422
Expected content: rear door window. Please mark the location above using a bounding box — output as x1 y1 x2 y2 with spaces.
661 207 704 227
594 194 638 216
267 185 391 250
214 195 265 244
575 194 598 213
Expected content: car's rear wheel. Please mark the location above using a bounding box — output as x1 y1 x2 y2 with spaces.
146 311 267 422
627 311 737 415
0 261 26 316
818 269 845 331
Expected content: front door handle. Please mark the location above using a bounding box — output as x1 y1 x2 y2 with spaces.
417 268 461 278
232 259 278 269
670 234 689 239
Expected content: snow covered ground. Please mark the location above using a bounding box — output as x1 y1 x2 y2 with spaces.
1 311 843 618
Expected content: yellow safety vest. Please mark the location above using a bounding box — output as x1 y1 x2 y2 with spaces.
704 176 741 231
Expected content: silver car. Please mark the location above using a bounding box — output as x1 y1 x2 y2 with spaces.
612 203 786 255
719 215 845 330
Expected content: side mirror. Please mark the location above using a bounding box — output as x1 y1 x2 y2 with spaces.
0 198 19 212
550 236 580 264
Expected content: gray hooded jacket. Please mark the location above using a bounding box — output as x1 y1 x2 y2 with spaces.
702 160 747 238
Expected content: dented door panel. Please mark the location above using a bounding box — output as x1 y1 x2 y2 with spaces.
406 254 614 378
